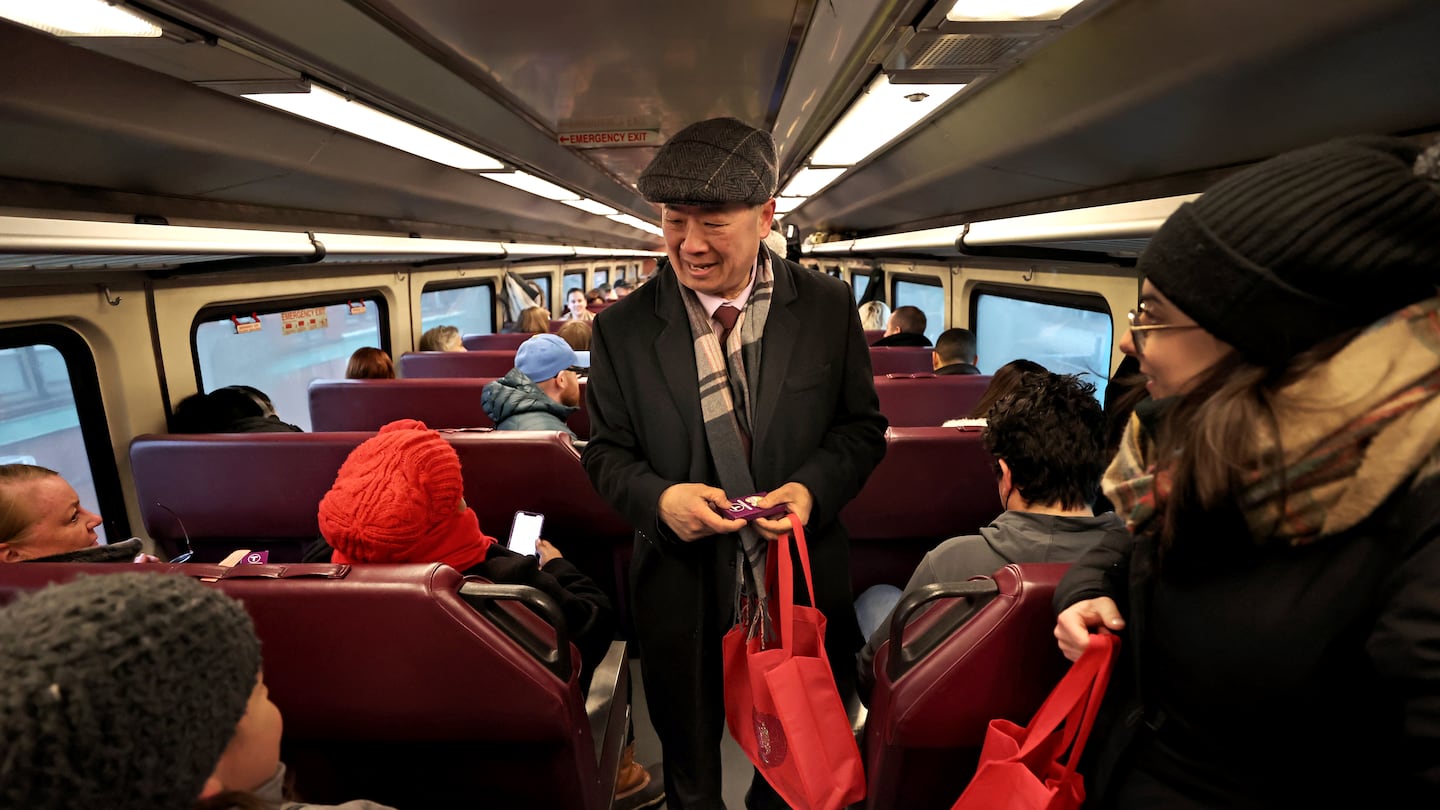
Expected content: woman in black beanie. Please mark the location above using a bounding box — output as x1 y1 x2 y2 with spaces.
1053 136 1440 808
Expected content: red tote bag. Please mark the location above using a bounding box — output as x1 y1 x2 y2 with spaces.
952 633 1120 810
723 515 866 810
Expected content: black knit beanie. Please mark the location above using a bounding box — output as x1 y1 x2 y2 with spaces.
0 573 262 810
1138 136 1440 366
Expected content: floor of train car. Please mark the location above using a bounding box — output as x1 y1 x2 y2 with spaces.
631 660 753 809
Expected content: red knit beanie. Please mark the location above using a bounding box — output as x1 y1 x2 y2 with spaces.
318 419 493 568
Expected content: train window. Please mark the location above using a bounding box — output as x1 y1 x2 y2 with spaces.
562 271 585 301
594 267 610 288
193 296 388 432
970 286 1113 401
892 275 945 344
421 280 495 337
522 273 552 311
0 325 127 543
851 270 871 303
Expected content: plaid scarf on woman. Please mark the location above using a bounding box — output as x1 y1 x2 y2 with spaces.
1104 294 1440 546
679 248 775 624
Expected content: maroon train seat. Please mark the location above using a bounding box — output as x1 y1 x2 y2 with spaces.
864 563 1073 809
840 427 1003 596
309 378 493 432
869 346 936 375
874 373 994 427
128 430 630 612
0 562 628 810
463 332 532 350
864 328 886 344
308 378 591 438
549 318 568 332
399 349 516 378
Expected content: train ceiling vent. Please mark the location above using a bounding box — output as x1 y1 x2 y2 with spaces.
879 0 1114 84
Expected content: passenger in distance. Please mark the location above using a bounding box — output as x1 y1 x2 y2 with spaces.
941 358 1046 428
481 333 585 440
516 305 552 334
0 573 392 810
562 288 594 322
1053 136 1440 807
871 304 932 347
557 319 592 353
345 346 394 379
858 300 891 332
0 463 160 563
856 372 1124 697
932 327 981 375
172 385 303 433
417 324 464 352
613 279 634 299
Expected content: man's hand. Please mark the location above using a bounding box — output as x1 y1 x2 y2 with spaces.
659 483 747 542
752 482 813 541
1054 597 1126 662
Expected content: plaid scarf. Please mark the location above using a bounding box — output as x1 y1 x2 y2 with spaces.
1104 294 1440 546
679 248 775 624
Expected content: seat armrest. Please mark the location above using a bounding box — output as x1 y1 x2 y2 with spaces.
586 639 629 808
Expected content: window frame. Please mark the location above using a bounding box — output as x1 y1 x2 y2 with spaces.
518 271 553 312
0 324 129 541
419 278 497 336
966 282 1113 327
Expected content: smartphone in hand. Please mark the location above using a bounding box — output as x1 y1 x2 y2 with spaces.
507 510 544 556
722 493 788 521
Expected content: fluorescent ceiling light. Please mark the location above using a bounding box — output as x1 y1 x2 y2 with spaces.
483 171 581 201
809 75 965 167
607 214 663 237
775 197 805 214
946 0 1084 22
244 86 504 171
0 0 162 37
780 168 847 198
562 198 620 216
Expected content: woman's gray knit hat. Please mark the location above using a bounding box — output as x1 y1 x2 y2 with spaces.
0 573 261 810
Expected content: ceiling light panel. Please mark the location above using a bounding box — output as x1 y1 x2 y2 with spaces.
809 74 965 167
607 214 663 237
946 0 1084 22
244 86 504 171
562 198 620 216
483 171 581 201
780 168 848 198
0 0 162 37
775 198 805 214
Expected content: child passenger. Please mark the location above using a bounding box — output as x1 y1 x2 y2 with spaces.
0 573 392 810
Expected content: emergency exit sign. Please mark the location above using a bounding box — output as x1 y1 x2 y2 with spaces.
558 129 662 148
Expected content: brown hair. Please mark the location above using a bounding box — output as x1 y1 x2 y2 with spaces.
0 464 59 544
967 359 1047 419
557 320 592 351
418 325 461 352
345 347 395 380
517 306 551 334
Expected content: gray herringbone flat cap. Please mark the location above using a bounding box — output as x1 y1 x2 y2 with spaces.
638 117 778 206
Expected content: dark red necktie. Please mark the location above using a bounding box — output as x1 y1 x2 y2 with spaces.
715 304 741 346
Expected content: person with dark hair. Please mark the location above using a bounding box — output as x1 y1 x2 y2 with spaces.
172 386 303 434
517 306 551 334
562 288 594 322
932 327 980 375
871 305 931 346
1054 137 1440 807
583 116 887 808
418 324 463 352
345 347 395 380
613 279 634 299
943 358 1047 426
856 372 1124 696
0 573 392 810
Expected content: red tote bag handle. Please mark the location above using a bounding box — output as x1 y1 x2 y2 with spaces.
1015 633 1118 776
769 514 815 652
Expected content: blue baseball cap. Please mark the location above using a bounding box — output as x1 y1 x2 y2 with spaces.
515 333 588 382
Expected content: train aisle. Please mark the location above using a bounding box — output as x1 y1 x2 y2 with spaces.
630 660 753 809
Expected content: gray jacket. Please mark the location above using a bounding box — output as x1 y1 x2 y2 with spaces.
481 369 577 439
858 510 1128 693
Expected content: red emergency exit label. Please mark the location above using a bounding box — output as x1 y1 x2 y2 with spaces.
558 129 662 148
280 307 329 335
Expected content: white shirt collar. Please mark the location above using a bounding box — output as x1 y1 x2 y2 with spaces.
693 259 757 319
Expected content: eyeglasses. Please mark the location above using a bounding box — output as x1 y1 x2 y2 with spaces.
153 502 195 563
1127 308 1200 355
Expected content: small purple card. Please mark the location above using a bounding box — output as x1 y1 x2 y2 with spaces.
239 550 270 565
722 493 788 521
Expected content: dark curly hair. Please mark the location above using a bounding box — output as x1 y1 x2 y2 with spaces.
983 372 1106 510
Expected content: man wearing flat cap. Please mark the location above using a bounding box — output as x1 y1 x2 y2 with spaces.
583 117 888 808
